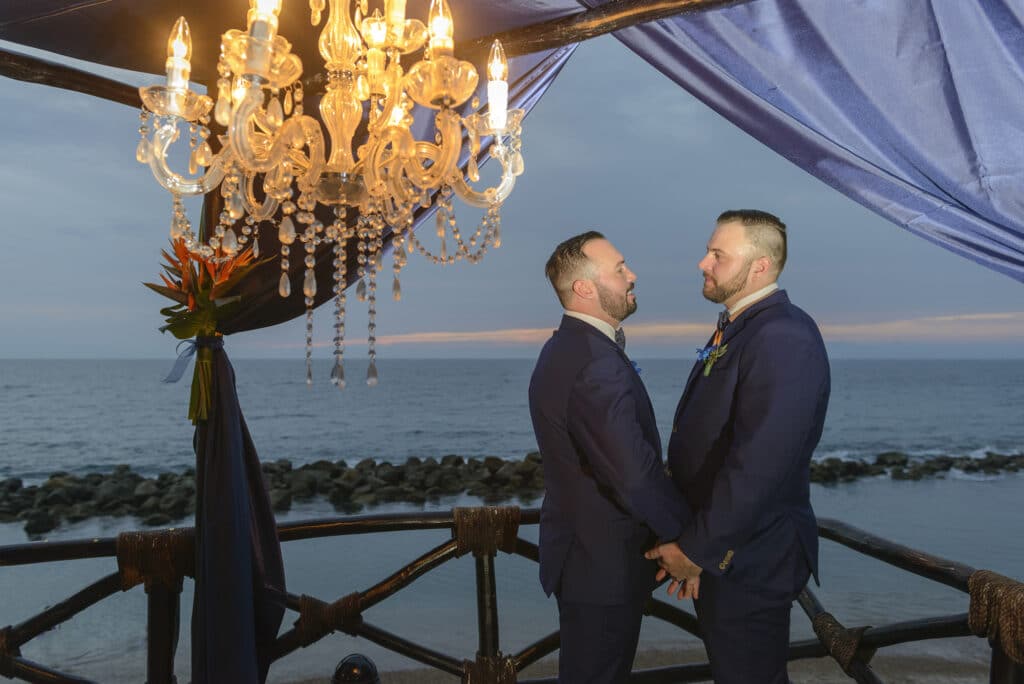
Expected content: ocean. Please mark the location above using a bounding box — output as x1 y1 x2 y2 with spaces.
1 358 1022 682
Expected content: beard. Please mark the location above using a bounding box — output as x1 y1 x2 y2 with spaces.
597 282 637 322
702 259 752 304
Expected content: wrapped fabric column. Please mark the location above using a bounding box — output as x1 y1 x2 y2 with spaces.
191 336 286 684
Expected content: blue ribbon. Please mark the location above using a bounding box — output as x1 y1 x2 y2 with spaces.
162 339 197 384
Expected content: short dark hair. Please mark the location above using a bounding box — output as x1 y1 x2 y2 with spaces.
717 209 787 274
545 231 605 307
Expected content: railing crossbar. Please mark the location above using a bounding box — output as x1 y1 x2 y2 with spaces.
361 539 460 612
7 572 123 648
1 654 97 684
818 517 975 591
512 630 560 671
356 620 465 676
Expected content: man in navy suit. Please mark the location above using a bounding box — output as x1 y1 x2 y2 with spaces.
529 231 691 683
646 210 830 684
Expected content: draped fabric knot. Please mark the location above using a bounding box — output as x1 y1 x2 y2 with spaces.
453 507 521 558
463 654 517 683
116 528 195 591
195 335 224 350
294 592 363 645
811 611 873 673
969 569 1024 664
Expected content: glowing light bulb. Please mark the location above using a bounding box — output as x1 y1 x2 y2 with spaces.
362 9 388 49
165 17 192 94
486 40 508 130
487 40 507 81
428 0 454 55
386 0 407 43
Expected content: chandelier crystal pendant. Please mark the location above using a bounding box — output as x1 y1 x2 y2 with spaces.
137 0 525 387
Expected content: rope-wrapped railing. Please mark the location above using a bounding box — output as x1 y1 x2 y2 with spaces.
2 507 1023 683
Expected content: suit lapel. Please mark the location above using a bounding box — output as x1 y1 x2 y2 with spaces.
673 290 790 423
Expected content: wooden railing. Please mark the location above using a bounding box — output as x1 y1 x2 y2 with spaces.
1 508 1022 683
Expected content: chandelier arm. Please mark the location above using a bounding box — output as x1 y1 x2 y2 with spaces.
229 87 326 183
147 124 230 196
242 173 282 222
399 111 463 191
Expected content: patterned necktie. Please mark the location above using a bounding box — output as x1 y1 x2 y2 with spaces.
712 310 729 348
717 310 731 332
614 327 626 350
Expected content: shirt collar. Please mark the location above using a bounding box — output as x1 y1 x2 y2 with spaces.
728 283 779 318
564 310 619 344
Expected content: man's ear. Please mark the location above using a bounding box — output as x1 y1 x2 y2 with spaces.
752 256 772 276
571 278 594 300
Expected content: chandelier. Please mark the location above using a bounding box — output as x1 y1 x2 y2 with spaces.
136 0 524 387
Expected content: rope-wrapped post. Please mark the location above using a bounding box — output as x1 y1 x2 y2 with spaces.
454 507 521 668
462 653 518 684
968 570 1024 683
811 612 880 683
292 592 363 647
117 529 193 684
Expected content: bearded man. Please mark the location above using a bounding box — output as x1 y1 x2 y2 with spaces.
529 231 690 683
646 210 831 683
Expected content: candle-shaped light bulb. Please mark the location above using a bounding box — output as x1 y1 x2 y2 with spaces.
428 0 454 55
362 9 388 49
246 0 282 74
386 0 407 43
486 39 508 131
165 17 192 92
487 39 507 81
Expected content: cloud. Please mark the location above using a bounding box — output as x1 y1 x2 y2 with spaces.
243 312 1024 349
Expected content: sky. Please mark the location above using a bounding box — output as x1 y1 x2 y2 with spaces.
1 35 1022 360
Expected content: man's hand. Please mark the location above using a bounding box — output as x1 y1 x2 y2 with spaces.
645 542 702 600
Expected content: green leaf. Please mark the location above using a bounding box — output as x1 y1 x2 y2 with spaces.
143 282 189 305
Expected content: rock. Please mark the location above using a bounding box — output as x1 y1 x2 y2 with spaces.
351 492 378 506
95 479 136 510
525 451 542 464
24 510 57 536
483 456 505 474
355 458 377 471
41 488 72 507
143 513 171 527
376 485 405 501
891 467 909 480
440 455 464 468
139 496 161 513
65 503 94 523
875 452 909 467
376 463 404 485
270 489 292 512
1 478 23 494
289 470 319 499
158 493 188 518
134 480 160 499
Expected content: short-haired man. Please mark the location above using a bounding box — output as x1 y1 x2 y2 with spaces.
529 231 690 683
647 210 831 684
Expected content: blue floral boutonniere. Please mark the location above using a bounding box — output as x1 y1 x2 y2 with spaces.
630 359 642 375
696 343 728 376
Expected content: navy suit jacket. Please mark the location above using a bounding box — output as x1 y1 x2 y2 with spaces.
529 315 689 605
668 290 830 598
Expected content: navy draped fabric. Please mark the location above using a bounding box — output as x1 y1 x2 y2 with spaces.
192 337 286 684
602 0 1024 282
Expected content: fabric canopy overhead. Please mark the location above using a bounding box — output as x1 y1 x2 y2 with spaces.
607 0 1024 283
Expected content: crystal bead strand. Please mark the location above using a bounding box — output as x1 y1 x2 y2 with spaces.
366 227 379 387
330 208 349 389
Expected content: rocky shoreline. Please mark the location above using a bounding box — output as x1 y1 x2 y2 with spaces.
1 451 1021 537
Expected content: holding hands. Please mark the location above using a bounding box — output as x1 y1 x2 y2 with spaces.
645 542 702 600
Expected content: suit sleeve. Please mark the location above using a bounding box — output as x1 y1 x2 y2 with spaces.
677 320 829 574
568 355 690 541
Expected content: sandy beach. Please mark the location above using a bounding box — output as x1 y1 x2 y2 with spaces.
284 642 991 683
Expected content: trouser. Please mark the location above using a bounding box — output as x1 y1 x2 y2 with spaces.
556 596 646 684
694 574 799 684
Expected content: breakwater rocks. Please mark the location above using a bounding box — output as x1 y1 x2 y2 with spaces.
0 453 546 537
1 451 1022 537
